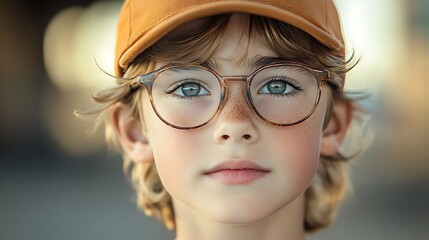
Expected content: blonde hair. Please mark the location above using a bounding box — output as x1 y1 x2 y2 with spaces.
85 14 361 232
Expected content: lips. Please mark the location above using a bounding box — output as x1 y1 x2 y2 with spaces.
203 160 270 185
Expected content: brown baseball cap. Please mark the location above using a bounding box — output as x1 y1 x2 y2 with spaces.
115 0 345 76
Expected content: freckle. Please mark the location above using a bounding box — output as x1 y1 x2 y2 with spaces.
222 94 249 121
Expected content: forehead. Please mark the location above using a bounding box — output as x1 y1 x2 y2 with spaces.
165 13 279 71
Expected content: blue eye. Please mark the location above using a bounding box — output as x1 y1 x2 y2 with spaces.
258 79 299 95
172 82 209 97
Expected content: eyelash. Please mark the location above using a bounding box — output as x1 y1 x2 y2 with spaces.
165 79 208 100
259 76 303 97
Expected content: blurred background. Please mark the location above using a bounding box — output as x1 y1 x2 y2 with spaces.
0 0 428 239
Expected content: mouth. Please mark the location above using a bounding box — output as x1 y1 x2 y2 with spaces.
203 160 271 185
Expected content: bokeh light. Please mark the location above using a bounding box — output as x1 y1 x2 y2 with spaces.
44 1 120 92
43 1 122 155
337 0 406 91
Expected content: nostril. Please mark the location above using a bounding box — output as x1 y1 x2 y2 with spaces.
221 135 229 140
243 134 251 140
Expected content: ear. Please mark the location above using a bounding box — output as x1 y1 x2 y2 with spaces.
321 100 354 156
110 103 153 163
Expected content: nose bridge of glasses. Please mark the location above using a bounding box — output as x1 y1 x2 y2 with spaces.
220 75 251 104
220 75 250 96
218 76 256 122
220 75 249 83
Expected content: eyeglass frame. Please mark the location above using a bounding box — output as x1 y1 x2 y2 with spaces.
129 63 333 130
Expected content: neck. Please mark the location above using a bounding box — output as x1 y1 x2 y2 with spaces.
173 195 306 240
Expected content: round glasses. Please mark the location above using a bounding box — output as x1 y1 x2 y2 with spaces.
130 64 332 129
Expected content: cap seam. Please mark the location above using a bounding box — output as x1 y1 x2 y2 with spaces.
325 0 328 27
128 1 132 46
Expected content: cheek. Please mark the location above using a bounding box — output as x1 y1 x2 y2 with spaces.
275 123 321 176
268 98 327 189
142 98 204 192
152 131 195 192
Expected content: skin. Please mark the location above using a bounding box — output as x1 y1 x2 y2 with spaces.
113 13 352 240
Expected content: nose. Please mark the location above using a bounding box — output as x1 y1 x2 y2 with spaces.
213 83 259 144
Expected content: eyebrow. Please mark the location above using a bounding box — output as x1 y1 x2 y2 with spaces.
202 56 295 71
251 56 296 68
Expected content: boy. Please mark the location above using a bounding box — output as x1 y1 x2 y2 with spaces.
82 0 364 239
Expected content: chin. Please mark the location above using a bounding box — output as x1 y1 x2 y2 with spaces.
206 196 297 225
212 212 271 225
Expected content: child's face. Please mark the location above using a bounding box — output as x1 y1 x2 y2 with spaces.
139 14 330 224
